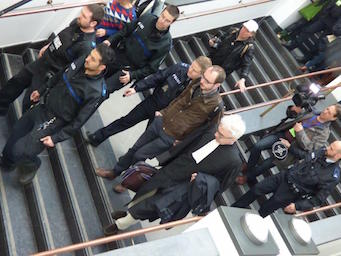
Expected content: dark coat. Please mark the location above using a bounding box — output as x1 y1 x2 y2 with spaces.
133 125 242 201
108 13 172 80
134 62 191 108
209 27 255 78
129 172 220 223
38 56 108 143
287 148 341 211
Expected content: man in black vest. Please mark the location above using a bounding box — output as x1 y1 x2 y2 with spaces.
103 5 179 93
0 44 114 185
232 141 341 217
0 4 104 114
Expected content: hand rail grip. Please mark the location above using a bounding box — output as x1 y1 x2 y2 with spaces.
0 0 106 18
295 202 341 218
224 82 341 115
31 216 203 256
0 0 32 16
220 66 341 97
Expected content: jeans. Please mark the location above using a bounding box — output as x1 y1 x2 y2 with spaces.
232 172 300 217
246 133 284 182
114 116 175 175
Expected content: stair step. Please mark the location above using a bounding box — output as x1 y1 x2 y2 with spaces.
0 53 38 255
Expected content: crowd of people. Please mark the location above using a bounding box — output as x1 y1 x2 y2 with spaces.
0 0 340 236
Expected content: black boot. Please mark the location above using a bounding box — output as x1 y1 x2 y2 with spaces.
111 210 127 220
18 158 41 185
282 40 297 51
104 223 119 236
84 131 104 147
0 155 15 172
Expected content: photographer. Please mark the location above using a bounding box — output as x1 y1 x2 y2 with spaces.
236 103 341 185
232 141 341 217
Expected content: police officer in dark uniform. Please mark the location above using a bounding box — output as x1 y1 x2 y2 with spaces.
284 0 341 62
103 5 179 93
86 56 212 147
208 19 258 92
232 141 341 217
0 4 104 114
0 44 115 185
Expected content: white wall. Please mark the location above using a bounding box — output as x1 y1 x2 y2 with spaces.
0 0 89 47
270 0 310 28
0 0 313 47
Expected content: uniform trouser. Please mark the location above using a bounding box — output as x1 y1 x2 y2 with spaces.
232 172 300 217
292 19 329 58
2 105 64 170
113 116 175 175
246 133 283 181
94 97 159 144
0 67 33 114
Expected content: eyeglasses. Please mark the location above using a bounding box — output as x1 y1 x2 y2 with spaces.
201 74 215 85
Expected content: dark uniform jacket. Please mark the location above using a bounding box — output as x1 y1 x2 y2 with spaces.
160 81 222 140
210 27 255 78
129 172 220 224
287 149 340 211
27 20 96 82
133 126 242 201
108 12 172 80
39 56 108 143
317 0 341 35
134 62 190 109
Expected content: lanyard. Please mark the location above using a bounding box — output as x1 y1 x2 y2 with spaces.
302 116 323 129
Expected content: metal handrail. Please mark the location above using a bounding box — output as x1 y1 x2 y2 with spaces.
177 0 274 21
295 202 341 218
0 0 273 19
220 66 341 97
32 216 203 256
0 0 106 18
224 82 341 115
0 0 32 16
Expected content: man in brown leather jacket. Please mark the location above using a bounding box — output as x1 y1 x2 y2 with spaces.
96 65 225 185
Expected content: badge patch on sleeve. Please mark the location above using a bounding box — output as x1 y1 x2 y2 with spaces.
53 36 62 50
333 167 340 180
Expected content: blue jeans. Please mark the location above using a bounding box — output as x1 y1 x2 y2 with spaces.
246 133 284 182
114 116 175 175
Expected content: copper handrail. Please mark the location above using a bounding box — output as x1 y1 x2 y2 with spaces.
32 216 203 256
0 0 106 18
178 0 274 21
0 0 273 19
295 202 341 218
223 82 341 115
220 66 341 97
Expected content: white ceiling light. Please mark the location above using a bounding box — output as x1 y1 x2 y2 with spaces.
241 213 269 245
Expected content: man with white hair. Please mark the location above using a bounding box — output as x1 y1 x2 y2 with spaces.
208 19 258 92
104 115 246 235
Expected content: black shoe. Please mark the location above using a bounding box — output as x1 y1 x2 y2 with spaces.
294 55 308 63
282 40 297 50
84 131 102 147
0 156 15 172
18 158 41 185
111 210 127 220
104 223 119 236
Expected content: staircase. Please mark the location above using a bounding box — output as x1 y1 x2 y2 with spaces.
0 16 340 255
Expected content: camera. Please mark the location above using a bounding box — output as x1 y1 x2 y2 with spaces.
292 83 325 112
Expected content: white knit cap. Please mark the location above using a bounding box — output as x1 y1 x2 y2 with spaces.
243 20 259 33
